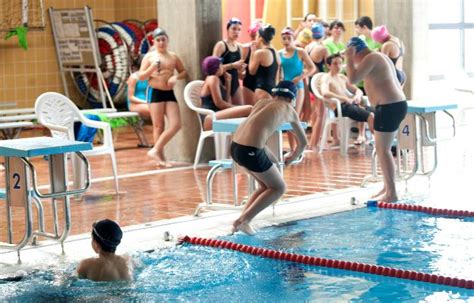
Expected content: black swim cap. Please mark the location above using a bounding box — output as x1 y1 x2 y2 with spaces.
258 24 276 43
92 219 123 253
153 28 168 39
272 80 297 102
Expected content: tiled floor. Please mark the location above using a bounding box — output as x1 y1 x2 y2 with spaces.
1 116 473 244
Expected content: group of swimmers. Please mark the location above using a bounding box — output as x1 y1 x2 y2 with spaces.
83 15 408 282
126 14 406 167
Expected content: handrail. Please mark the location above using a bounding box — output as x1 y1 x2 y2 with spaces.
418 110 456 144
22 152 91 199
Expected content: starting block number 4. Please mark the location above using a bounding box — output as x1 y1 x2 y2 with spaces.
398 115 416 150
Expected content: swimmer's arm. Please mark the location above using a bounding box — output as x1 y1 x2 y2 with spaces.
321 77 352 103
137 53 156 81
76 258 93 279
248 49 261 75
275 51 281 84
209 76 232 109
298 48 317 79
346 53 374 85
212 41 225 57
344 76 363 101
212 41 235 71
380 42 392 57
242 43 251 61
285 115 307 165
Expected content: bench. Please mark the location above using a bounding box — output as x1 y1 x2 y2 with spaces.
0 122 35 139
0 108 150 147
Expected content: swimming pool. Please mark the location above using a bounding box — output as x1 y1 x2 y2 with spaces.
1 206 473 302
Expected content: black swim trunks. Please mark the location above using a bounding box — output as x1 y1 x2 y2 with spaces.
151 88 177 103
230 141 273 173
374 101 407 132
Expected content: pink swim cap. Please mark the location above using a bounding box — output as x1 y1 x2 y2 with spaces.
202 56 222 75
248 21 262 35
371 25 390 43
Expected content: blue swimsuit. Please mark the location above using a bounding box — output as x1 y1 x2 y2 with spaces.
280 49 304 89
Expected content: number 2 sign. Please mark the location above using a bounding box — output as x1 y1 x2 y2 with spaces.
7 158 28 208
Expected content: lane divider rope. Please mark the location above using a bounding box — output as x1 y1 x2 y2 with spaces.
367 201 474 217
180 236 474 289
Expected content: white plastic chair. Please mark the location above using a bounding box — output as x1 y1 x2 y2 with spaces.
184 80 219 169
311 73 354 155
35 92 119 193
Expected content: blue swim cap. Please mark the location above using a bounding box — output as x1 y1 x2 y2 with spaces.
347 36 367 53
272 80 297 101
311 23 325 39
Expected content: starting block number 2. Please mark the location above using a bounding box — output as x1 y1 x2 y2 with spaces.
398 115 416 150
7 158 28 207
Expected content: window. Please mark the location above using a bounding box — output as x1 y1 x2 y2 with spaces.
428 0 474 80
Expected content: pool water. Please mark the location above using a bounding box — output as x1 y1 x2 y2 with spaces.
1 207 473 302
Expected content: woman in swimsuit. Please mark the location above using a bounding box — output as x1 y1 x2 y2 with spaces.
248 24 281 104
372 25 406 87
212 17 247 105
241 21 262 105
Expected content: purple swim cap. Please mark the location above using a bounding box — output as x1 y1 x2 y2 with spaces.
202 56 222 75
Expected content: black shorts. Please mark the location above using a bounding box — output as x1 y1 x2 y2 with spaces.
151 88 177 103
374 101 407 132
230 141 273 173
337 103 372 122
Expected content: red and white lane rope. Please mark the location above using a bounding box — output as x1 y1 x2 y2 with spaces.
180 236 474 289
367 201 474 217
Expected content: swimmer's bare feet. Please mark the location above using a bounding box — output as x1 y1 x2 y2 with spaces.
354 136 365 145
238 222 256 235
147 148 159 161
370 187 386 200
377 192 398 203
232 220 256 236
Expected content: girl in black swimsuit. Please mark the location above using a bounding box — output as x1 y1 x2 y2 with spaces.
212 18 246 105
242 21 262 105
248 24 280 103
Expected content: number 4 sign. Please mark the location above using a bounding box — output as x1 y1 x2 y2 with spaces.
398 114 416 150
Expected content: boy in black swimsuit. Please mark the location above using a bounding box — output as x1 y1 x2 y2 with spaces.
231 81 307 235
